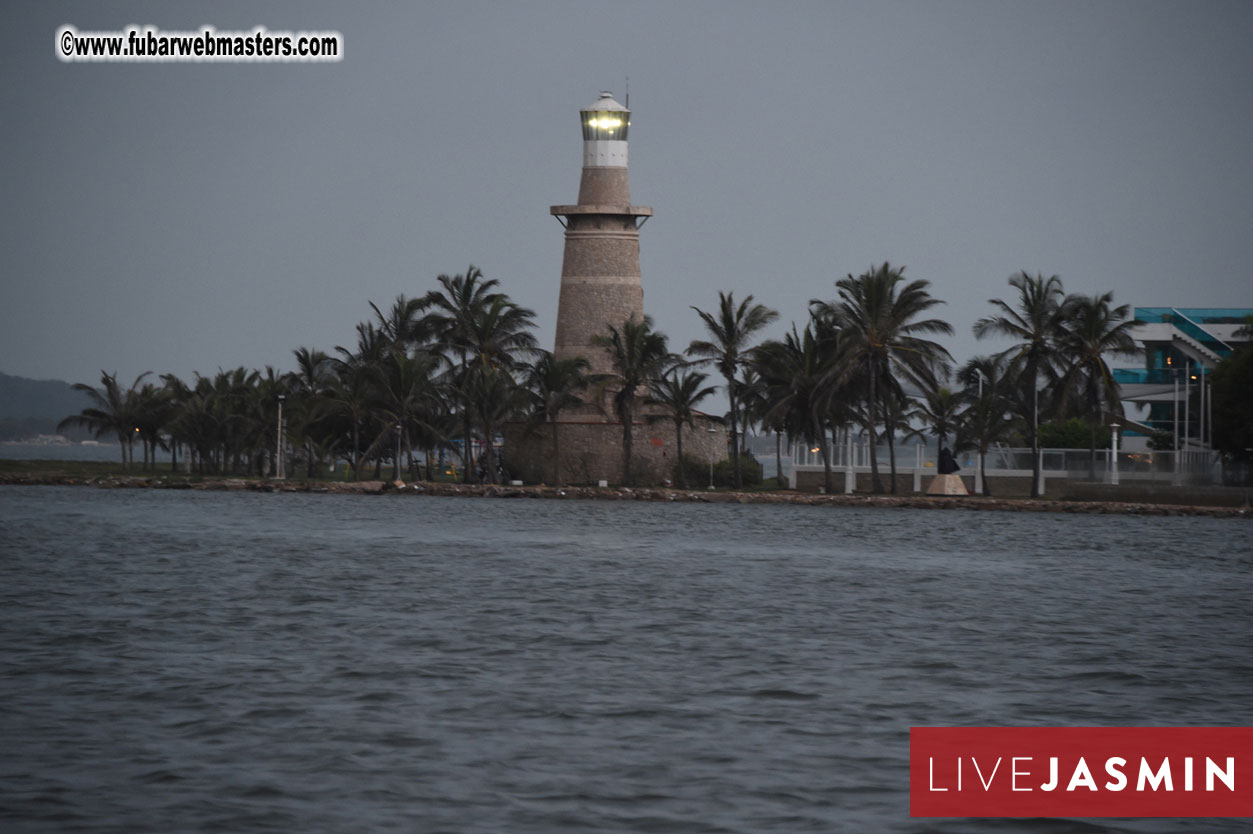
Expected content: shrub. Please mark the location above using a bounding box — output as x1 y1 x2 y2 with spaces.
677 453 762 488
1037 418 1111 449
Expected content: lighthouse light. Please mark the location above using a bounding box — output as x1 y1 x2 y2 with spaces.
581 110 629 141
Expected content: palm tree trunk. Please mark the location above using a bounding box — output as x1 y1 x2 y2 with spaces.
729 384 741 489
675 418 686 489
819 428 833 494
1028 359 1041 499
482 419 497 484
621 400 634 486
551 421 562 487
462 414 474 484
981 443 991 496
351 421 360 480
775 431 783 489
867 366 883 493
886 427 897 494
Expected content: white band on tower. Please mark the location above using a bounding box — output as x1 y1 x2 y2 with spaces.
583 139 627 168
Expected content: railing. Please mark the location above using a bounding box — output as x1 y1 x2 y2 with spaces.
1133 307 1234 360
1113 368 1177 385
783 441 1224 489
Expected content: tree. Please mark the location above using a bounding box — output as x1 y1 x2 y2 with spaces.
592 316 673 485
647 368 717 488
461 364 528 484
751 319 845 493
58 370 150 469
913 385 965 453
288 347 334 477
321 363 375 478
1208 343 1253 469
1053 292 1140 479
687 292 778 488
973 272 1067 498
523 351 590 487
370 294 430 348
956 355 1015 496
424 266 537 482
368 349 445 481
814 263 953 493
879 387 925 494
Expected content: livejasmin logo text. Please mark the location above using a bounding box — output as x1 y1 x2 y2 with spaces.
928 752 1234 793
909 727 1253 818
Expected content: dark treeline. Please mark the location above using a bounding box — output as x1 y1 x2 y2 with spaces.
64 262 1228 492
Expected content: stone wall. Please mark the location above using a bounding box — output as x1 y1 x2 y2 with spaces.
504 414 726 486
792 469 1038 497
577 166 631 204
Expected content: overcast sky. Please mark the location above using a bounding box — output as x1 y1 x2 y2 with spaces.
3 1 1251 395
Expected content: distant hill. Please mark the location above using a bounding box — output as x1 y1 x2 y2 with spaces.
0 373 94 440
0 372 92 420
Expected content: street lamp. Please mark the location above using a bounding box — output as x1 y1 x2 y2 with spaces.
275 394 286 479
1109 419 1121 486
706 426 719 489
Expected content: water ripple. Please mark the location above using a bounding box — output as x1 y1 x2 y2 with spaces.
1 486 1250 832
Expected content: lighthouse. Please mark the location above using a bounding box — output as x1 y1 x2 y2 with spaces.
503 91 725 486
550 91 653 376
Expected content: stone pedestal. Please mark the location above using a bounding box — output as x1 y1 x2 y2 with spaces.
926 473 969 496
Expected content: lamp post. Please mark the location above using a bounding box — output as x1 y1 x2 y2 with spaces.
706 426 719 489
1109 419 1121 486
1171 367 1180 482
1183 361 1191 455
275 395 286 479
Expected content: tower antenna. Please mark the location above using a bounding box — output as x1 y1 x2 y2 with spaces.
625 75 629 109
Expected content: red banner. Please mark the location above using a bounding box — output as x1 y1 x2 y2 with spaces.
910 727 1253 817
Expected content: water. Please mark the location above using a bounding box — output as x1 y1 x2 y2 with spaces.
1 487 1250 833
0 442 124 462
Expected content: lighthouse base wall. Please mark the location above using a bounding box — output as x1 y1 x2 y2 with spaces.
503 415 726 487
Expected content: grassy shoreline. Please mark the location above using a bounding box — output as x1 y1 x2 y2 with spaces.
1 459 1247 519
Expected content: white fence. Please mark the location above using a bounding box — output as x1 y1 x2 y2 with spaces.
780 440 1223 494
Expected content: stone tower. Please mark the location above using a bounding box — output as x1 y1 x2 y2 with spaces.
503 91 725 486
550 91 652 377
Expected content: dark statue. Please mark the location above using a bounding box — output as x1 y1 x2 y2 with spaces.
938 446 960 475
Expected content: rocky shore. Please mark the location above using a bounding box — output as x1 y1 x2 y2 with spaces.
2 473 1247 518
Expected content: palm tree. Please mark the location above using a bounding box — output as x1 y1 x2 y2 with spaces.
880 386 926 493
739 365 785 488
462 364 529 484
523 351 590 486
956 355 1015 496
1054 292 1140 479
914 385 965 453
288 347 334 476
424 266 537 482
687 292 778 488
751 319 845 493
321 363 375 478
160 373 192 472
366 349 445 481
814 263 953 493
370 294 430 349
973 272 1067 498
647 367 717 488
58 370 149 469
207 367 261 474
592 316 673 485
